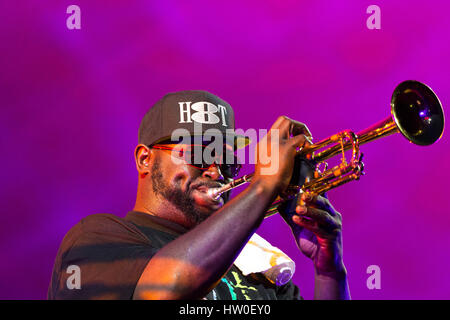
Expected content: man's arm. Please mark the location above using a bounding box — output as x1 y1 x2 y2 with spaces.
314 268 350 300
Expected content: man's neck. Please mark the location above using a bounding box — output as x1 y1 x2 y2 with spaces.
133 197 195 230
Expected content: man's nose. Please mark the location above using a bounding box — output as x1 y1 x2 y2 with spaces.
202 164 224 181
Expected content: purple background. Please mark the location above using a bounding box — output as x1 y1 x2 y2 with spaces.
1 1 449 300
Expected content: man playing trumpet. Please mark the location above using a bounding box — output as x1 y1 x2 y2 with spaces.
48 90 350 300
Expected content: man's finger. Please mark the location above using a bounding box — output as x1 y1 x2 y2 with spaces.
278 116 295 139
299 194 338 217
289 119 313 139
295 206 337 229
271 116 291 132
292 215 322 235
290 133 313 151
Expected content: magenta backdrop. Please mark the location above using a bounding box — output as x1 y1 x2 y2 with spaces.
1 1 449 300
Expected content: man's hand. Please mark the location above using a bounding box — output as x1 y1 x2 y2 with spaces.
252 116 312 196
283 193 345 276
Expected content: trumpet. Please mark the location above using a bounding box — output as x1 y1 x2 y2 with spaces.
209 80 445 217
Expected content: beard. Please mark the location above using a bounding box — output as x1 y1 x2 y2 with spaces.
150 158 207 225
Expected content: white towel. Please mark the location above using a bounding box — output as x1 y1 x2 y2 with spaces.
234 233 295 286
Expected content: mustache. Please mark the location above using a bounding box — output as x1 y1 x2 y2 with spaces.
190 180 225 190
189 180 230 202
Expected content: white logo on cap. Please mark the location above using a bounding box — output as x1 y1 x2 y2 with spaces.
178 102 228 127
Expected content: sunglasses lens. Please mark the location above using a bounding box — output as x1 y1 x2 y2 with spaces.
153 144 242 178
186 145 209 168
220 163 242 178
186 146 242 177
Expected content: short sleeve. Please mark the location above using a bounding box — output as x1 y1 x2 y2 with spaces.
48 214 158 300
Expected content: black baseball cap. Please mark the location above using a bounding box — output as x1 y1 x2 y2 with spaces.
138 90 250 149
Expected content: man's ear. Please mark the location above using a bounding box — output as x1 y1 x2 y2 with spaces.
134 144 151 174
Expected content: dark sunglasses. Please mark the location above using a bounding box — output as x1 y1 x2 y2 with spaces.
150 144 242 178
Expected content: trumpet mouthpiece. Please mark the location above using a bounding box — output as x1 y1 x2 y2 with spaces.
207 188 222 200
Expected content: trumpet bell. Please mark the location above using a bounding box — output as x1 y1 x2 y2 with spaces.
391 80 444 146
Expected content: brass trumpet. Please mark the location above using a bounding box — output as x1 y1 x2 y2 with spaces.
209 80 445 217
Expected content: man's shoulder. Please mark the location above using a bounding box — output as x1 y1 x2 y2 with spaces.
65 213 128 234
78 213 128 229
62 213 149 246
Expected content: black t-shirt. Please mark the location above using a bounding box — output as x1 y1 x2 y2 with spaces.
48 211 302 300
